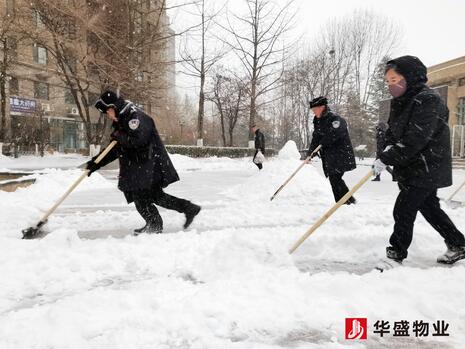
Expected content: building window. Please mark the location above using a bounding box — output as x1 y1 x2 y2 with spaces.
34 81 49 100
65 89 75 104
458 98 465 124
6 0 15 15
458 98 465 125
34 10 45 29
459 78 465 87
7 37 17 59
33 44 47 65
9 77 19 95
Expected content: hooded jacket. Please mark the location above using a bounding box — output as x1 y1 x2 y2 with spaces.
380 55 452 188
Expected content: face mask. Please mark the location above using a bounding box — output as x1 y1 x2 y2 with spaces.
388 78 407 98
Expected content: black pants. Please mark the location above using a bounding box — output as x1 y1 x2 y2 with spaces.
390 184 465 259
133 187 191 230
253 150 263 170
328 173 354 203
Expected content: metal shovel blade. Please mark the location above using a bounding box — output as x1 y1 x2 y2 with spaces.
22 220 46 239
445 200 464 209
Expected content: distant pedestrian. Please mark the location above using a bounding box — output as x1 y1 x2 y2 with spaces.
252 125 265 170
306 96 357 204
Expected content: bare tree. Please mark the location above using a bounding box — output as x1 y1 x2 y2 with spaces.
220 0 296 146
22 0 178 149
347 10 400 109
209 70 246 146
0 0 29 142
179 0 225 146
272 10 400 152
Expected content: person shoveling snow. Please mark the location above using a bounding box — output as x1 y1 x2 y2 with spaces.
88 90 201 235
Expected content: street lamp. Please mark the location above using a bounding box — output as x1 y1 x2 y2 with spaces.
179 120 185 144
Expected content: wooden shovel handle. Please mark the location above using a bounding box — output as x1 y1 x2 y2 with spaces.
289 169 373 254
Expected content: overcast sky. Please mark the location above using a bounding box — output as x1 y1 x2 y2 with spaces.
168 0 465 93
295 0 465 67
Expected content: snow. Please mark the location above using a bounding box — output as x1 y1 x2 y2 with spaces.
1 142 465 348
277 140 301 160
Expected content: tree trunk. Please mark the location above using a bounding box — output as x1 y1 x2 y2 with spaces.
196 0 206 146
229 128 234 147
0 39 7 142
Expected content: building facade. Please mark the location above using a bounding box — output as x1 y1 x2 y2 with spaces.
427 56 465 158
0 0 175 154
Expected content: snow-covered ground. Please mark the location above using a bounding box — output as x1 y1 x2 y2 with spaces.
1 143 465 349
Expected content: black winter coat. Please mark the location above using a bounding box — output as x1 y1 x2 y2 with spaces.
380 86 452 188
307 107 356 177
95 103 179 202
254 129 265 154
376 128 387 159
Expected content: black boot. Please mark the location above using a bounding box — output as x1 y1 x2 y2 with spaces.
134 223 163 236
437 244 465 264
375 247 404 272
345 197 357 205
134 224 147 234
184 204 201 229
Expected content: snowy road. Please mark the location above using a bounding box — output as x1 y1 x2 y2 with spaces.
1 145 465 349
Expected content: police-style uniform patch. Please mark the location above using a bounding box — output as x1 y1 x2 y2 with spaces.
128 118 140 130
332 121 340 129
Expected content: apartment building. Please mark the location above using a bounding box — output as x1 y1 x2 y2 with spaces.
427 56 465 158
0 0 175 153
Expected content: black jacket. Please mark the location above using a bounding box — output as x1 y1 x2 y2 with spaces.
375 125 388 159
94 102 179 202
380 55 452 188
254 129 265 154
380 87 452 188
307 107 356 177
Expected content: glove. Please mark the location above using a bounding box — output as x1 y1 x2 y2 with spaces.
372 159 386 176
85 160 99 177
383 145 393 152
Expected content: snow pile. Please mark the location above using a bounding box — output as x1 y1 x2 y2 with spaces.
277 140 302 160
0 169 113 239
1 145 465 348
0 153 12 162
170 153 250 172
0 153 88 171
224 141 329 203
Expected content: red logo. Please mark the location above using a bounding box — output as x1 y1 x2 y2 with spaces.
345 318 367 340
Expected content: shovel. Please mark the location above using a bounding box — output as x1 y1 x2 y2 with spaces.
289 169 373 254
270 145 322 201
22 141 117 239
442 179 465 209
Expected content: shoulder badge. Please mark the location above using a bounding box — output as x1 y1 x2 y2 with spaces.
128 118 140 130
332 120 340 129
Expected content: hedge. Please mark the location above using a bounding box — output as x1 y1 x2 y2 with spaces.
165 145 276 158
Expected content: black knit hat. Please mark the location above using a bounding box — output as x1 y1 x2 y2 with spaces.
309 96 328 108
94 90 126 114
385 55 428 86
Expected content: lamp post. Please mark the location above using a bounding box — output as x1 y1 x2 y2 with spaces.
179 120 185 144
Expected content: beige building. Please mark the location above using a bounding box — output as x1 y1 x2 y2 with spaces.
428 56 465 158
0 0 175 154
